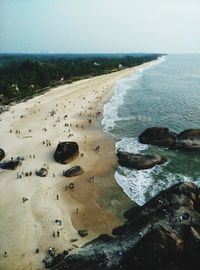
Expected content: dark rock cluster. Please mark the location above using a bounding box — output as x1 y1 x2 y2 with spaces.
117 127 200 171
43 182 200 270
139 127 200 150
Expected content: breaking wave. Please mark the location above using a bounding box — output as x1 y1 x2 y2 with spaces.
102 56 166 132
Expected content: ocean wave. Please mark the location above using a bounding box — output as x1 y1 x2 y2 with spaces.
101 73 141 131
115 166 192 206
114 115 152 124
108 55 198 206
115 137 148 154
101 56 166 132
115 136 193 206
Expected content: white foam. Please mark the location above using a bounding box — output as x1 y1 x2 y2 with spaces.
115 136 193 206
115 166 192 206
101 73 141 131
116 137 148 154
101 56 166 132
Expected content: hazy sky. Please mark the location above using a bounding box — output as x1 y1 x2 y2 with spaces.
0 0 200 54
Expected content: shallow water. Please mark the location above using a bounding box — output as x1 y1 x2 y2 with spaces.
102 55 200 205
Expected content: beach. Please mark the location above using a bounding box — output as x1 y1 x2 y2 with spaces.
0 61 156 270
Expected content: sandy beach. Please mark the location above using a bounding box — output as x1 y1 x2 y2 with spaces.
0 61 156 270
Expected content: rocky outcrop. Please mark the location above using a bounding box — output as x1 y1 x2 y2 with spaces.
54 142 79 164
138 127 200 151
36 168 48 177
117 151 167 170
139 127 176 147
43 182 200 270
0 148 5 161
174 129 200 150
63 166 84 177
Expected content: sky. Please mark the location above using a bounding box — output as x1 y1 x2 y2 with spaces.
0 0 200 54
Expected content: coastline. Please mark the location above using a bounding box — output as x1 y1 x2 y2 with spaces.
0 60 158 270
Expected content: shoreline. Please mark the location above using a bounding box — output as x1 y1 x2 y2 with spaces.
0 60 158 270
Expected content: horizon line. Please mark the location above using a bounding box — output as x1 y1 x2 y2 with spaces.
0 52 200 55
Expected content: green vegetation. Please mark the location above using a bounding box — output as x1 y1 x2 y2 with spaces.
0 54 162 104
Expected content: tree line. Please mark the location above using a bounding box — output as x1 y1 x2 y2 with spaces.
0 54 162 104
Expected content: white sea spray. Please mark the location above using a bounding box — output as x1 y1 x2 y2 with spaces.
115 137 148 154
115 166 192 206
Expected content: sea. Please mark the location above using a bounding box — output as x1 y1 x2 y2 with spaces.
102 54 200 206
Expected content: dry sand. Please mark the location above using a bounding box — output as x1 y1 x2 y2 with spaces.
0 61 156 270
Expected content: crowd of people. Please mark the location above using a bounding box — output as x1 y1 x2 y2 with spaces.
2 79 111 263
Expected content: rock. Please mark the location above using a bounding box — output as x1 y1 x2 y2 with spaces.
117 151 167 170
45 254 65 268
63 166 84 177
54 142 79 164
139 127 176 147
184 226 200 269
36 168 48 177
120 226 185 270
0 160 22 170
43 257 53 268
177 129 200 141
44 182 200 270
0 148 5 161
174 129 200 150
78 230 88 237
138 127 200 150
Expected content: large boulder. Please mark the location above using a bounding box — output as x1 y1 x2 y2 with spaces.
174 129 200 150
54 142 79 164
117 151 167 170
0 149 5 161
0 160 22 170
36 168 48 177
139 127 176 147
63 166 84 177
44 182 200 270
